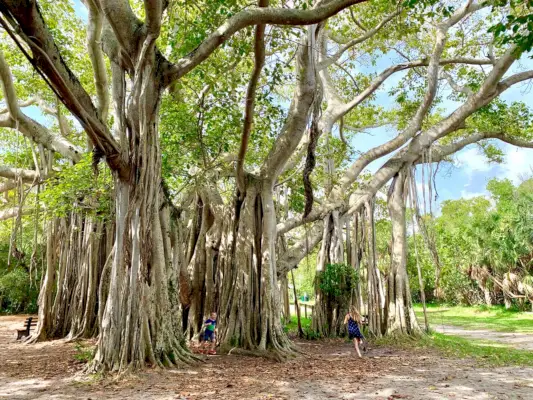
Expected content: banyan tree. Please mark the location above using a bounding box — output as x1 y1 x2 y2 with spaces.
1 0 532 373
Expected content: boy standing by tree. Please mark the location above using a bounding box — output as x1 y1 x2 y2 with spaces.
202 312 217 354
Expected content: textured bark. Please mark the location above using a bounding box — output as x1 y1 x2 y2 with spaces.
90 63 194 371
280 274 290 324
365 201 385 337
384 172 421 336
312 211 349 337
29 213 113 343
215 184 292 357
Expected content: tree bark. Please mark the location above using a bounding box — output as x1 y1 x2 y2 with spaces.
385 172 421 336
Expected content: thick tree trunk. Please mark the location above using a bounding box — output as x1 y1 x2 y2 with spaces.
216 183 295 359
385 173 421 336
365 201 385 337
90 62 193 372
30 213 113 343
31 220 57 341
313 211 349 337
312 214 332 336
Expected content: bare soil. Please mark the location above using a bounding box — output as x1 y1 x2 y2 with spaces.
1 315 532 400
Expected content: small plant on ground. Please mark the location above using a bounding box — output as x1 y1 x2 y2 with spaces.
73 341 94 364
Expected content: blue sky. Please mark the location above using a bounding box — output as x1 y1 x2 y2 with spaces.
21 1 533 210
350 54 533 209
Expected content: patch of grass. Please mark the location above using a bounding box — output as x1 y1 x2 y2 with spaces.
284 315 312 334
374 332 533 367
414 304 533 333
73 341 94 364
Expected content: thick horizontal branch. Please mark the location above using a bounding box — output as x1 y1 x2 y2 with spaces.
277 221 324 277
164 0 367 84
0 180 17 193
424 131 533 163
0 206 32 221
0 166 40 182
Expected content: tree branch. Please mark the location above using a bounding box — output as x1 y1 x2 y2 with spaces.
0 180 17 193
0 206 32 221
424 131 533 163
0 1 128 178
100 0 141 59
318 10 401 70
0 48 82 161
444 71 473 95
164 0 368 84
83 0 110 122
0 166 40 182
277 221 324 277
279 45 528 234
260 26 317 184
236 0 269 196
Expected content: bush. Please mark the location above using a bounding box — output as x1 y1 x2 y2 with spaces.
318 263 358 303
0 267 39 314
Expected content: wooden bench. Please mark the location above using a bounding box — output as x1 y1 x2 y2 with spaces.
15 317 38 340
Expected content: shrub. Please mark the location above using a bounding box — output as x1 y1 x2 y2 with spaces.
0 267 38 313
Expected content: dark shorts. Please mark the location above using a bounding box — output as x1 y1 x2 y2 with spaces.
204 330 214 342
349 333 363 341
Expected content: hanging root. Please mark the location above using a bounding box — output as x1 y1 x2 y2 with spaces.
303 88 323 218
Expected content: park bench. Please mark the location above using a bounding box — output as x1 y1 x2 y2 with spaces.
15 317 37 340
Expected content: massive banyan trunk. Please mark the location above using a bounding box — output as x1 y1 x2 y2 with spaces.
313 210 348 336
90 60 193 373
217 182 295 358
30 211 114 343
178 179 297 358
384 172 420 336
181 189 222 339
364 200 385 337
350 213 365 314
182 27 317 356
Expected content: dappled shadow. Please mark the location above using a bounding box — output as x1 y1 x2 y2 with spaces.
1 315 533 399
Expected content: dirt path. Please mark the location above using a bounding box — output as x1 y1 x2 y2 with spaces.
1 315 533 399
434 324 533 351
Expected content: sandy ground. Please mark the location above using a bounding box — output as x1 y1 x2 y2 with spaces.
434 324 533 351
1 315 533 400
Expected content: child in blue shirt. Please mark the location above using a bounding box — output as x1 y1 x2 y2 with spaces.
203 312 217 354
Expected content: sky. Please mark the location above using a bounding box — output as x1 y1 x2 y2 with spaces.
349 52 533 210
19 1 533 211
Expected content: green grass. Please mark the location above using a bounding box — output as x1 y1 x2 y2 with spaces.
375 332 533 367
284 315 312 334
414 303 533 333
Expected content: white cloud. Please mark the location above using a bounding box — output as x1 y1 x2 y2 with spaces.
500 146 533 184
455 147 492 175
460 189 487 200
